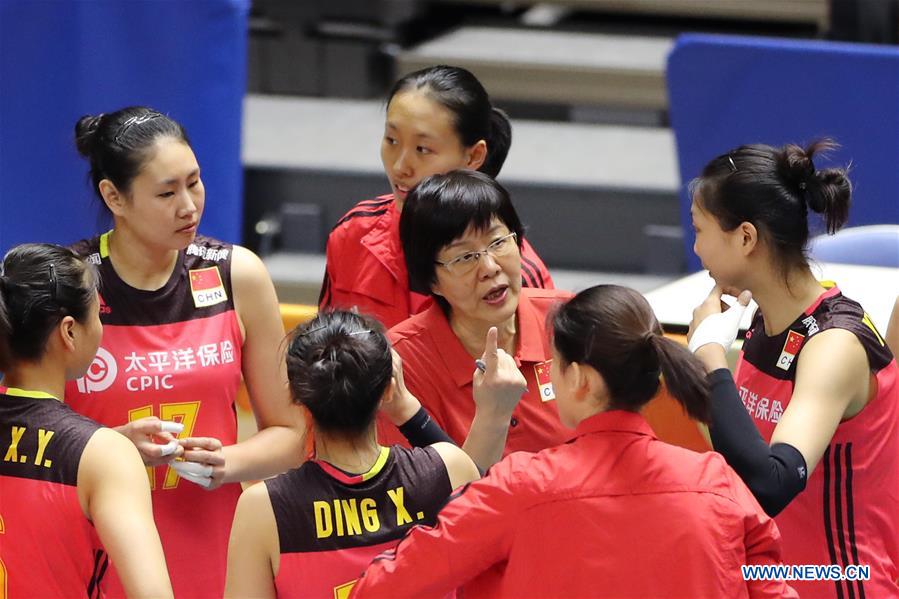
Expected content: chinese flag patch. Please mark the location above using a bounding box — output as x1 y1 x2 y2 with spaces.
776 330 805 371
189 267 227 308
534 360 555 402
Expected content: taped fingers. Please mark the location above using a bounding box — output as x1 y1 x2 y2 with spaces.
157 439 181 457
175 468 213 489
172 461 213 478
159 421 185 434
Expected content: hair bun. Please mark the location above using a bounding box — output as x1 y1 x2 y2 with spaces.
776 142 817 193
74 114 104 158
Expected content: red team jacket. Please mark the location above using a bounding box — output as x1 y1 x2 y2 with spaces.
735 285 899 598
354 410 796 598
67 233 244 598
266 445 452 598
378 288 573 455
319 195 554 329
0 387 106 598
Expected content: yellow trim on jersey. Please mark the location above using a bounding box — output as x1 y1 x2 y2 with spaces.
862 313 886 346
99 230 113 259
360 446 391 482
819 280 837 289
1 386 60 401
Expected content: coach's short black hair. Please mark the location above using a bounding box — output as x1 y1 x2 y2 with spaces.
400 170 524 300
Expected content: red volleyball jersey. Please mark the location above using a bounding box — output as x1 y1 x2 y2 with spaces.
320 196 554 329
0 387 106 598
66 232 244 598
734 285 899 598
265 445 452 598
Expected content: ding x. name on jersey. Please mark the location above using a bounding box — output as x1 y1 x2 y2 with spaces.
266 445 451 598
0 387 106 598
734 285 899 598
66 232 244 598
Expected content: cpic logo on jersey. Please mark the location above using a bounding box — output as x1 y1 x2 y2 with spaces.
76 347 118 394
189 266 228 308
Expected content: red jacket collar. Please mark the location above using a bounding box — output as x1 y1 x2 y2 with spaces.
360 198 405 283
571 410 657 441
421 289 553 389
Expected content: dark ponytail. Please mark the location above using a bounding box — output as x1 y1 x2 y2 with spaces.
388 65 512 177
483 107 512 178
0 244 98 371
285 310 393 436
692 138 852 274
551 285 709 422
74 106 191 210
648 335 710 423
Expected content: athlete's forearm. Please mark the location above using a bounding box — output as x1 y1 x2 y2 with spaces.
708 369 807 516
221 425 305 483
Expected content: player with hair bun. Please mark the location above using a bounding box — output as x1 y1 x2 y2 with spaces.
224 310 479 598
66 106 307 598
688 140 898 598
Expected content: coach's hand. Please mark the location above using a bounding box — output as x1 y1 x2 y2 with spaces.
380 348 423 426
473 327 527 419
175 437 226 490
115 417 185 467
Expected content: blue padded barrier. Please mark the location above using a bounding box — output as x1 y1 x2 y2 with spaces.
810 225 899 267
668 34 899 271
0 1 249 253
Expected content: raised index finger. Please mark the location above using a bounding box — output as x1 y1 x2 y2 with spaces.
481 326 499 372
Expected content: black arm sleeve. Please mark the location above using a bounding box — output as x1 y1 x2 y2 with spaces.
707 368 808 517
398 407 455 448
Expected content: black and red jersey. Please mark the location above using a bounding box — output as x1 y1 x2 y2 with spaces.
735 284 899 598
66 232 244 598
266 445 451 598
0 387 106 598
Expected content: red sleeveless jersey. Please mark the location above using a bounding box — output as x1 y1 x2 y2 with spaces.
0 387 106 598
265 445 451 598
66 232 244 598
734 285 899 597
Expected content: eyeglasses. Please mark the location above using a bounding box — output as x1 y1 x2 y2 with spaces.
435 232 518 276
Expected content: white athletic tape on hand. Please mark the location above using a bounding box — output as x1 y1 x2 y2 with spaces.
172 461 214 478
688 301 749 353
159 421 185 434
158 439 181 457
176 470 213 489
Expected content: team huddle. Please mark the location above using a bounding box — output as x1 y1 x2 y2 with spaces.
0 65 897 599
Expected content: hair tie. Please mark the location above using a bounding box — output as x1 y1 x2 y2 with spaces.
798 181 807 191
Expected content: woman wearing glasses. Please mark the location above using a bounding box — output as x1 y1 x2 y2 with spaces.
382 170 571 470
319 65 553 329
